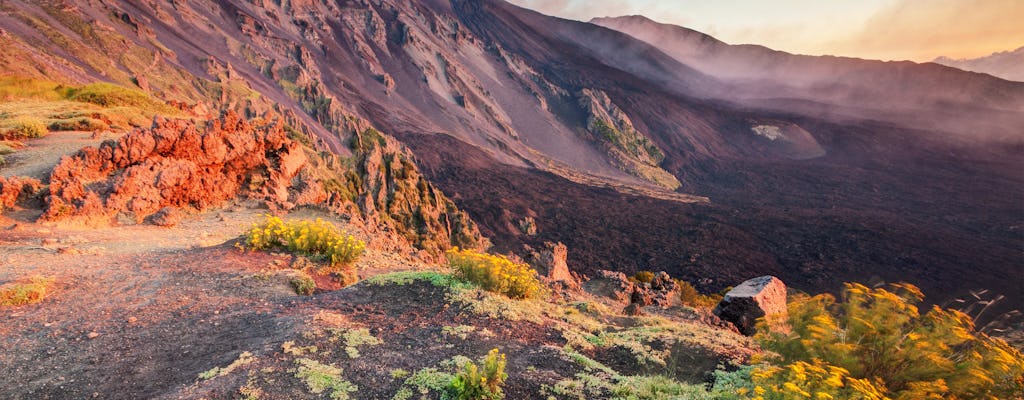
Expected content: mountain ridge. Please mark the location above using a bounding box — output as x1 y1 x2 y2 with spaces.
1 0 1021 319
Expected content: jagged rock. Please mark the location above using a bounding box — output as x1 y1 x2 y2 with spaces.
0 176 43 213
347 129 487 255
517 216 537 236
630 287 653 306
648 271 679 306
529 242 577 283
623 303 645 316
713 275 788 336
584 269 679 307
42 112 306 224
577 88 680 189
583 270 634 304
148 206 183 227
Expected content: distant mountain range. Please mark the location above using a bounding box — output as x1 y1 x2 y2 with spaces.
934 47 1024 82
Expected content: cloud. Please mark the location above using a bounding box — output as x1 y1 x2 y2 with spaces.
824 0 1024 60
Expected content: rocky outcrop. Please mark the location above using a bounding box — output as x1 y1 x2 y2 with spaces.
584 269 679 308
347 128 488 255
0 176 43 213
42 112 307 224
584 270 634 304
578 89 680 190
713 276 788 336
526 242 573 282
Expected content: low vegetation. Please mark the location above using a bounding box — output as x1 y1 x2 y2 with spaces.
751 282 1024 399
64 82 159 108
677 279 722 308
1 117 49 139
290 272 316 296
294 358 358 399
335 328 383 359
448 348 507 400
0 276 52 306
243 216 365 269
0 76 179 137
198 351 256 380
446 248 541 299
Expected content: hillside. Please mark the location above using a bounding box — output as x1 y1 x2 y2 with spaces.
1 1 1023 398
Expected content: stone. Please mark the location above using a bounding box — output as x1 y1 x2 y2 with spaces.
0 176 43 213
149 206 183 227
583 270 634 304
531 242 576 283
630 287 653 306
623 303 645 316
713 275 788 336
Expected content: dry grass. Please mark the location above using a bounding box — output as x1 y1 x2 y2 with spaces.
0 77 182 136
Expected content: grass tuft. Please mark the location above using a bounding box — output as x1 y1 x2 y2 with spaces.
2 117 48 139
0 276 52 306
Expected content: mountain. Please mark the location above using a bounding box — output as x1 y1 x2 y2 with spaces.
590 15 1024 142
934 47 1024 82
1 1 1021 316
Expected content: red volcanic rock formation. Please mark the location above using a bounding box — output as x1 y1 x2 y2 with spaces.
0 176 43 212
42 112 307 223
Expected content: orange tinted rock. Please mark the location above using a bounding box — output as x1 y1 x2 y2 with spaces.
41 112 307 223
0 176 43 213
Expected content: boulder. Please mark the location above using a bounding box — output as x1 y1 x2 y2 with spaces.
532 242 576 283
623 303 644 316
713 275 788 336
148 206 183 227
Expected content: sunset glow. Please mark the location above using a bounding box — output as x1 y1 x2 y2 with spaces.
507 0 1024 61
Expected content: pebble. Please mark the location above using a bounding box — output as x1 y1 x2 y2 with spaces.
87 332 100 339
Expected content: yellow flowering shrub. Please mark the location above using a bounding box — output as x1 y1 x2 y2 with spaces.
446 248 541 299
750 359 889 400
244 216 365 267
753 283 1024 400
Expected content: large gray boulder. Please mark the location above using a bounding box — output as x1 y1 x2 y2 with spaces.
713 276 788 335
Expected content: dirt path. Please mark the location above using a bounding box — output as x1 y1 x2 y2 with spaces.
0 199 432 398
1 131 122 180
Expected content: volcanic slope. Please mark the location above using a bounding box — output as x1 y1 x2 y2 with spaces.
0 0 1021 312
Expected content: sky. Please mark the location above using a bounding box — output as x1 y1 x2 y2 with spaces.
505 0 1024 62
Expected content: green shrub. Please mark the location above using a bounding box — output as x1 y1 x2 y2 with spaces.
446 248 541 299
290 273 316 296
630 271 655 284
244 216 365 268
294 358 357 399
754 282 1024 399
0 276 52 306
3 117 48 139
48 117 108 131
448 348 507 400
676 279 722 308
65 82 156 107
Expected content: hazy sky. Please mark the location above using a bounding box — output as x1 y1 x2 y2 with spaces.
506 0 1024 61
